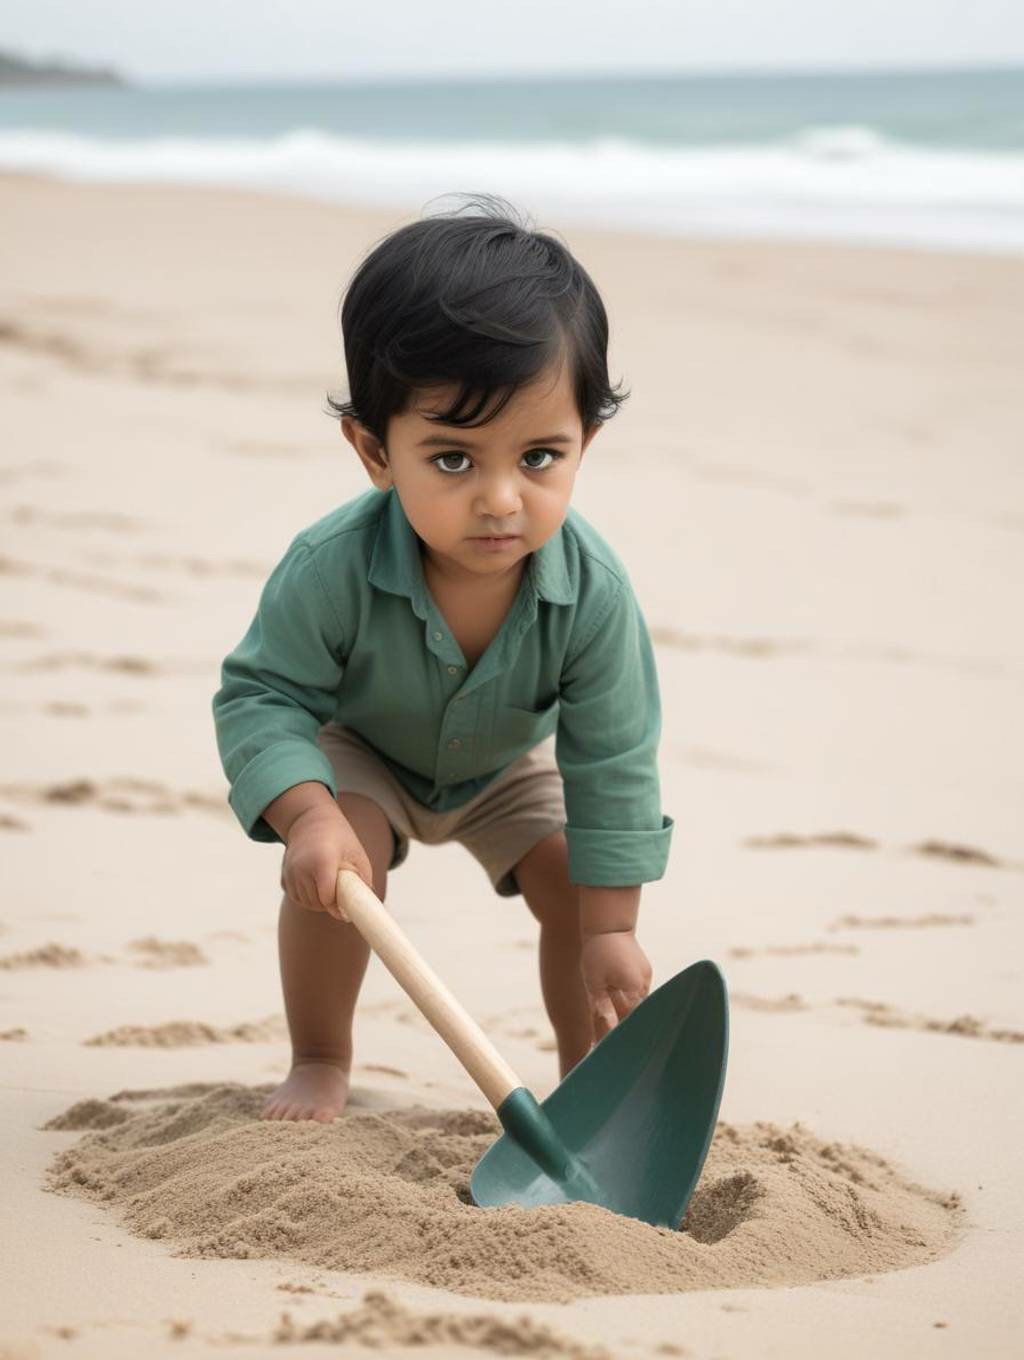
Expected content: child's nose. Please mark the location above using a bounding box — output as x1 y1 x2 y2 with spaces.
475 475 522 517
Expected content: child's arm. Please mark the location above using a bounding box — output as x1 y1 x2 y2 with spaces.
212 535 346 844
262 780 339 840
556 575 673 1035
556 574 674 892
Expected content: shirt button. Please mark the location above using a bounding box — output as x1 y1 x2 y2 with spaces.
433 631 443 641
448 738 461 750
446 665 459 674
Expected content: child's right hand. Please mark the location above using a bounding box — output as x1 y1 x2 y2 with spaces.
280 805 376 920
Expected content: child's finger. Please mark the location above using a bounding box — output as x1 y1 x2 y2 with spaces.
590 993 619 1040
316 872 342 918
610 986 643 1020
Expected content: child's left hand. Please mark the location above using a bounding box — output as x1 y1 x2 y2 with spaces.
579 931 653 1042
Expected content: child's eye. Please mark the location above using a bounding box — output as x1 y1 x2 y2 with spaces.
430 449 565 475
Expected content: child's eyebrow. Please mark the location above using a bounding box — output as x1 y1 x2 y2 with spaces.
416 433 575 449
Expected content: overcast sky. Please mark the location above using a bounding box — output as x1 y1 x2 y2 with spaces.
4 0 1023 83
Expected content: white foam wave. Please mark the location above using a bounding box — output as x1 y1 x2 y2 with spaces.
1 125 1022 252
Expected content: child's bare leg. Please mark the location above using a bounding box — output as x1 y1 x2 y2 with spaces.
262 793 395 1122
515 834 595 1079
538 923 594 1079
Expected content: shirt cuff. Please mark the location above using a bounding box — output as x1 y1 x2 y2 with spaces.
565 814 674 886
227 739 339 843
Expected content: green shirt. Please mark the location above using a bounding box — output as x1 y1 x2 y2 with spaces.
211 485 674 887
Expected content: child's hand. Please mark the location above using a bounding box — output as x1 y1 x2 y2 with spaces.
579 930 652 1042
280 805 376 921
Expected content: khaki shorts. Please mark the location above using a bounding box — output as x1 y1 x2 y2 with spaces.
313 721 568 898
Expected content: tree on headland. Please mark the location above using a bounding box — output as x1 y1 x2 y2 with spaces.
0 49 127 88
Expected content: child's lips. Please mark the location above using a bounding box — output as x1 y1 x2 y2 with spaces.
469 534 522 550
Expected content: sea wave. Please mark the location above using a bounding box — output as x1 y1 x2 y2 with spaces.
2 125 1022 252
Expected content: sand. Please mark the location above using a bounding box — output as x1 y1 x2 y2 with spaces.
1 173 1022 1358
42 1084 959 1303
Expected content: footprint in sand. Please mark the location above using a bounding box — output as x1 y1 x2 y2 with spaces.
82 1016 288 1047
0 938 208 970
0 1027 28 1041
0 942 87 970
837 997 1024 1044
744 831 877 851
732 990 1022 1043
7 699 144 718
744 831 1011 869
76 548 269 579
5 650 215 680
0 775 227 819
2 315 315 394
124 937 208 969
0 553 164 603
5 651 211 683
8 651 159 674
269 1291 613 1355
911 839 1003 868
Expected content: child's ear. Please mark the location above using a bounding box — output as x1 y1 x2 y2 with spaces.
342 416 392 490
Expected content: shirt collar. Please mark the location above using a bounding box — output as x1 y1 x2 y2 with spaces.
368 485 575 609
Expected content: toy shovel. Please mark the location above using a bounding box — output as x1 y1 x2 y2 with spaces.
335 867 728 1228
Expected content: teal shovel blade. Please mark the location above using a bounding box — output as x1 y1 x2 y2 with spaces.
469 959 729 1228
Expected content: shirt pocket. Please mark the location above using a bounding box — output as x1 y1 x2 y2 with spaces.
489 695 559 768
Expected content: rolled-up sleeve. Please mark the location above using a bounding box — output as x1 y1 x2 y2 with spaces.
211 538 344 843
556 577 674 886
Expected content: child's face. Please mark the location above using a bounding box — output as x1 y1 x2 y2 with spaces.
344 359 599 585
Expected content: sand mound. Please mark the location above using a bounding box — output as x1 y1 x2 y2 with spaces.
45 1099 131 1131
42 1084 962 1303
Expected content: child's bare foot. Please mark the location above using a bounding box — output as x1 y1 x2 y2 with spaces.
261 1060 351 1122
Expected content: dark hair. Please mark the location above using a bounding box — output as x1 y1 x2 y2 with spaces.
325 192 628 445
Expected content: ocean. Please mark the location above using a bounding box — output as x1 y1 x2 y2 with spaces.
1 65 1022 253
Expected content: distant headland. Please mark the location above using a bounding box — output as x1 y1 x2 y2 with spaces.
0 48 128 88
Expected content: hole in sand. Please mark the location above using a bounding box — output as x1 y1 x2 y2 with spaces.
680 1169 764 1244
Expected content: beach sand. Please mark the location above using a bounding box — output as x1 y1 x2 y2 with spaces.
0 173 1021 1357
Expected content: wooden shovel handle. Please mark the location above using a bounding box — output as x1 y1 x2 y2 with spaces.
335 867 522 1111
